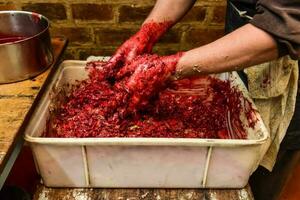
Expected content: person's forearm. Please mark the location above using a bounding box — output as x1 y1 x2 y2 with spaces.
176 24 279 78
144 0 196 25
130 0 196 54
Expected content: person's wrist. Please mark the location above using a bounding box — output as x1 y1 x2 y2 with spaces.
163 52 184 65
174 56 206 80
138 21 172 46
171 52 203 80
160 52 185 81
135 28 152 44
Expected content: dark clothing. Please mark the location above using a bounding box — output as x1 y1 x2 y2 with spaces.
226 1 300 199
225 0 300 149
226 1 300 150
232 0 300 60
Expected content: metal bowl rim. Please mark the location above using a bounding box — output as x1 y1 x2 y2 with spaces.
0 10 50 46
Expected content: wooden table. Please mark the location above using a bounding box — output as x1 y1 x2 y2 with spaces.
33 184 254 200
0 38 254 199
0 37 67 188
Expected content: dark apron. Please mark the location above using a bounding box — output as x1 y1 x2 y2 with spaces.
225 1 300 150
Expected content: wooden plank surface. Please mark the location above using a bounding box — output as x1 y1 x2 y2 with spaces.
33 184 254 200
0 37 67 172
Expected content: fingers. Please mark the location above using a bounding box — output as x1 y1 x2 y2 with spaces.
115 63 134 79
115 55 146 80
125 48 136 62
108 52 123 67
109 40 135 66
125 64 146 91
105 48 127 79
116 62 141 80
108 47 138 80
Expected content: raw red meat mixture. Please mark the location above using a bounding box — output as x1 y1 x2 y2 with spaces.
44 21 257 139
45 60 255 139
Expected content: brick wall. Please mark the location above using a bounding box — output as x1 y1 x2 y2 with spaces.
0 0 226 60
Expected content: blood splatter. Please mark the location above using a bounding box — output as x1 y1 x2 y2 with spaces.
260 75 271 88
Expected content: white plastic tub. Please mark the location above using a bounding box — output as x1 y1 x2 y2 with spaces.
24 60 270 188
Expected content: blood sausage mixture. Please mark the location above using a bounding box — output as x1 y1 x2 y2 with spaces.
45 59 256 139
45 21 257 139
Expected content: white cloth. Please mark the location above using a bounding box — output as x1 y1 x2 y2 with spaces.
244 56 299 171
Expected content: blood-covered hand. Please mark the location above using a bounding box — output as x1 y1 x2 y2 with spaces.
122 53 183 113
86 22 172 81
108 21 172 72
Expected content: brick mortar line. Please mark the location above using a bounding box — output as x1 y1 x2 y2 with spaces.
48 21 224 28
0 95 35 99
63 0 73 23
49 23 224 29
90 25 96 45
8 0 227 10
73 44 181 48
6 1 226 28
14 0 155 5
73 19 117 25
205 5 224 25
48 23 224 31
3 0 226 7
68 43 182 47
114 4 121 23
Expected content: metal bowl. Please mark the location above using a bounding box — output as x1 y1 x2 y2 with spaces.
0 11 53 84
